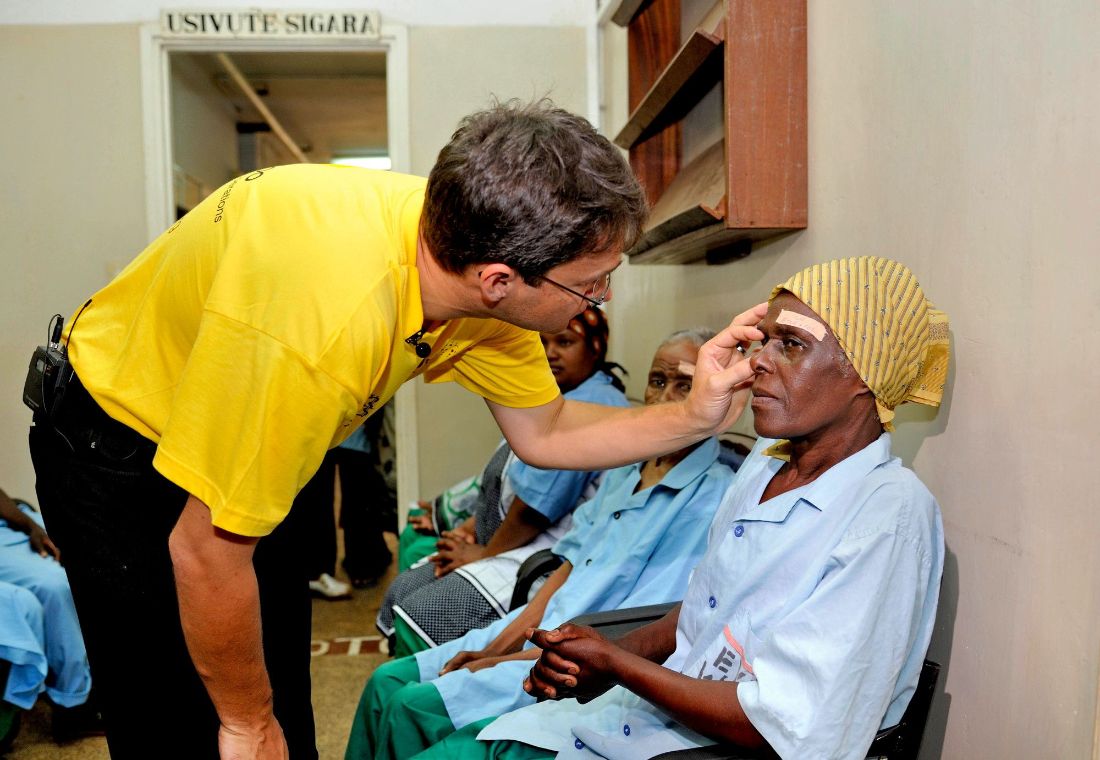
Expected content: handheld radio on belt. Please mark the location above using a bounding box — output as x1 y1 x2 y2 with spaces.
23 299 91 421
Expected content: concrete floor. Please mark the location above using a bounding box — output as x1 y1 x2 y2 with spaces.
3 535 398 760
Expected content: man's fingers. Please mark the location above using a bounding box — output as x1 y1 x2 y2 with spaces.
708 356 757 392
706 303 768 354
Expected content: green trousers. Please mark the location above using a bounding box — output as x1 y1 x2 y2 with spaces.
409 720 554 760
345 655 456 760
393 616 432 659
345 656 553 760
398 523 439 573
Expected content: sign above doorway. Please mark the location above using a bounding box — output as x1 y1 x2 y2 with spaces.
161 8 381 40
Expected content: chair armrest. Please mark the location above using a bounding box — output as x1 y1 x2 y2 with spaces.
509 548 565 611
568 601 680 640
865 659 940 760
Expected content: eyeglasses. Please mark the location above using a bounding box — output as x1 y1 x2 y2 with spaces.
535 272 612 308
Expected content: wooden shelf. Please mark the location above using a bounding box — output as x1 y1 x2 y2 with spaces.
613 27 724 150
629 141 795 264
630 138 725 253
622 0 807 265
607 0 652 27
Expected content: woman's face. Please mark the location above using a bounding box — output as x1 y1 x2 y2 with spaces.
644 339 698 406
540 328 599 393
748 293 869 440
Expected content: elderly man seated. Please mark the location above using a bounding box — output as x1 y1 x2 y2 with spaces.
410 256 949 760
347 328 735 760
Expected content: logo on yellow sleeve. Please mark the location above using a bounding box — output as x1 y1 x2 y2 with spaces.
356 394 381 418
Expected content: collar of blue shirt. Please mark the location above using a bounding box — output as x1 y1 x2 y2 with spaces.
740 433 893 523
651 436 722 491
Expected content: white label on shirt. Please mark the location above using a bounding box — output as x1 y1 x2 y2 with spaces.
686 625 755 682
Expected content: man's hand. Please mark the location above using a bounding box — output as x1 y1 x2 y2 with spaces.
686 302 768 434
430 536 487 577
218 714 289 760
523 624 617 703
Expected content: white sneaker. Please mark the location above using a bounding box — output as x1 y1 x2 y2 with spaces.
309 573 351 599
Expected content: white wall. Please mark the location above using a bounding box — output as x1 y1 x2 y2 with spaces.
603 1 1100 757
406 24 590 498
170 53 240 202
0 24 149 502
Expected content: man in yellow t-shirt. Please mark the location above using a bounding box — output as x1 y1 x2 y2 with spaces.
27 101 766 760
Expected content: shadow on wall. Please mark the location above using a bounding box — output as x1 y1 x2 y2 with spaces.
891 330 956 467
920 545 958 759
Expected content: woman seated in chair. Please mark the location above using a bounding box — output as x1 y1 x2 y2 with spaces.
347 328 735 760
413 257 949 760
377 307 630 657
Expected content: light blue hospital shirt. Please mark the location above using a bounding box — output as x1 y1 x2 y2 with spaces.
509 371 630 523
481 433 944 760
337 425 371 453
415 437 733 729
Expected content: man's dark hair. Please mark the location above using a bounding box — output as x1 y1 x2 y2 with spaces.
422 99 648 280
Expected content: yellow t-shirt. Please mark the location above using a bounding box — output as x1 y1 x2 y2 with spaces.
68 165 559 536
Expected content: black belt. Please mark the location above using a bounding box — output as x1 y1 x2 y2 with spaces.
48 371 157 459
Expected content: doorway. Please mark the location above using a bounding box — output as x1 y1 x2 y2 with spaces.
167 49 389 217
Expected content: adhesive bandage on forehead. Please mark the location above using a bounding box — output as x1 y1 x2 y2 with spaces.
677 361 696 377
776 309 826 341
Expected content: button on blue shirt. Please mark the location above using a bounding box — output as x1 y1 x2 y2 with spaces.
480 433 944 760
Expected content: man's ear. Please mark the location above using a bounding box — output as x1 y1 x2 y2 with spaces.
477 263 522 305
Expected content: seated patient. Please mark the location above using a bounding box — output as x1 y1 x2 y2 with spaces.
347 328 735 760
378 307 630 656
0 487 97 742
417 256 950 760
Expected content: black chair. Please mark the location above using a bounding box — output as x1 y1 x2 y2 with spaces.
508 548 564 611
567 605 941 760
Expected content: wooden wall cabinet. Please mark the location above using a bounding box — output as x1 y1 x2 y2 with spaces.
611 0 807 264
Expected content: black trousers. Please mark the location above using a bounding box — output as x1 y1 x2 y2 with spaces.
28 373 317 759
293 445 393 581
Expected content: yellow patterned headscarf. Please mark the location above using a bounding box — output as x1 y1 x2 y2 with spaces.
770 256 950 432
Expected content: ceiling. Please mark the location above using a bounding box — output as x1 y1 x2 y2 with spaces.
176 50 388 163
